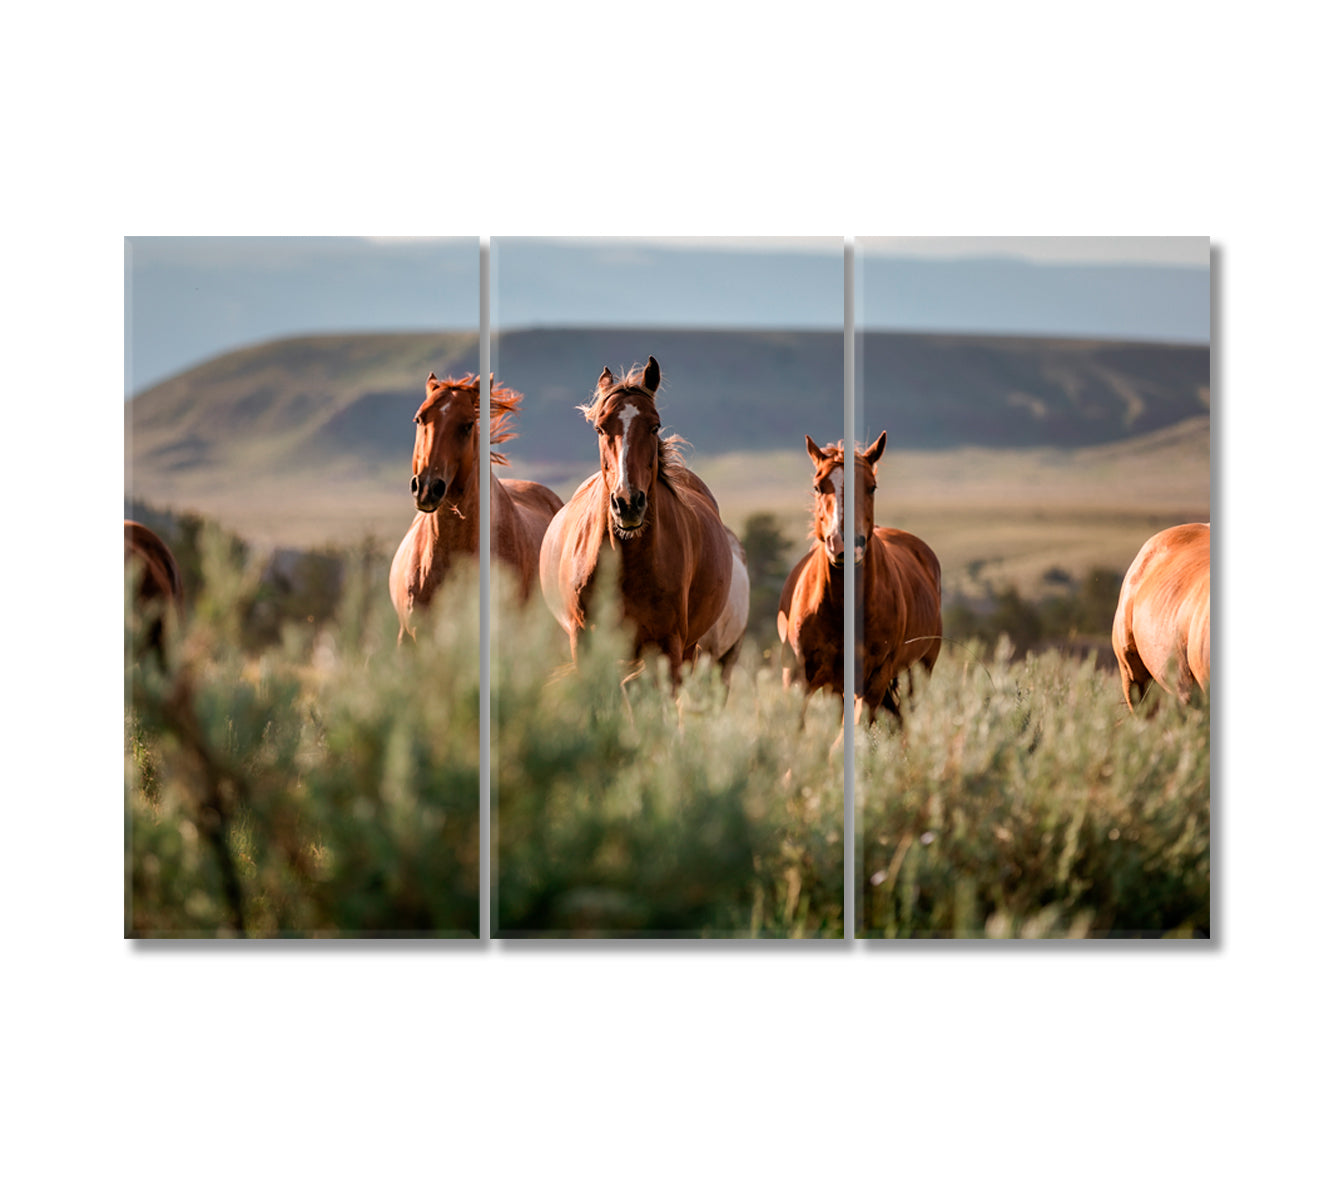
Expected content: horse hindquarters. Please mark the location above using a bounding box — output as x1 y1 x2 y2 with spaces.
1113 523 1210 708
1187 592 1210 695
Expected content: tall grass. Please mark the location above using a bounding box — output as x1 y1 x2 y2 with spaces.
126 522 1208 940
490 569 846 937
126 527 480 937
857 641 1210 938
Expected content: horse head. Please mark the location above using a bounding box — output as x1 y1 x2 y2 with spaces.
408 373 517 513
805 431 885 567
584 356 666 538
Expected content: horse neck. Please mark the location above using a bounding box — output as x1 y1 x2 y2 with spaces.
425 466 481 554
489 469 525 541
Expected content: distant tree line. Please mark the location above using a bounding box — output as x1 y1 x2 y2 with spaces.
944 566 1125 662
128 500 1126 664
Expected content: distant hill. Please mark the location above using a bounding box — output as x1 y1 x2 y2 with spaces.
125 327 1209 550
128 326 1209 474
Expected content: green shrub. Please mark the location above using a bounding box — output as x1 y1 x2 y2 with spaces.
126 526 480 937
857 641 1210 938
490 569 845 937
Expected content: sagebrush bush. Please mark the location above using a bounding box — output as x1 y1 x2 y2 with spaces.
857 640 1210 938
490 570 846 937
126 526 480 937
126 524 1208 940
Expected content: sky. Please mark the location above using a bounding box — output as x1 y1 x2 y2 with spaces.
857 235 1208 265
125 235 1210 395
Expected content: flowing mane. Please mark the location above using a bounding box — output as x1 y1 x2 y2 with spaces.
576 362 691 489
428 373 522 466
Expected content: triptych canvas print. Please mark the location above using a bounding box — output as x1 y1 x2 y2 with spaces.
125 236 1211 939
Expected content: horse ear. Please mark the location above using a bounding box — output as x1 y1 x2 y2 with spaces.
643 356 661 393
805 435 827 466
598 366 614 391
426 372 438 393
866 431 888 465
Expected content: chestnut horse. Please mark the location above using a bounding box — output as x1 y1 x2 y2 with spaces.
538 357 739 685
777 433 941 723
125 520 184 657
1112 522 1210 707
390 373 562 641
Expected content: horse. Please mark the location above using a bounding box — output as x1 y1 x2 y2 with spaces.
1111 522 1210 708
777 433 941 724
389 373 562 641
697 526 750 681
125 520 184 659
538 356 740 686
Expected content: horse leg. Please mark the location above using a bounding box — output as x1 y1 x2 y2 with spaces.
1117 647 1150 711
665 634 686 692
717 639 742 689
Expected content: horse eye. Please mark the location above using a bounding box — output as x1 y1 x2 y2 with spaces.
460 421 474 435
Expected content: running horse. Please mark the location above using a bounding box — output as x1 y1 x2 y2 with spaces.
125 520 184 658
1111 522 1210 707
390 373 562 641
539 357 743 685
777 433 941 723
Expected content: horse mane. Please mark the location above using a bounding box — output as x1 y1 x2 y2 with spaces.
576 363 692 492
432 373 521 466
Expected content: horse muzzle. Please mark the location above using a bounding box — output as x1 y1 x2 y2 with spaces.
411 472 450 513
610 489 648 533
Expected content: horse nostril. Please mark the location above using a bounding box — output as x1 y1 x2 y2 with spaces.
430 479 446 501
856 535 866 549
631 490 646 511
410 476 419 495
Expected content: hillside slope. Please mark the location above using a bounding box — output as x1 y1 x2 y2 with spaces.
128 327 1208 476
125 327 1209 554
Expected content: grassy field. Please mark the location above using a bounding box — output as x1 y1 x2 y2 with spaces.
126 533 481 937
857 645 1210 937
126 507 1208 940
489 570 844 937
